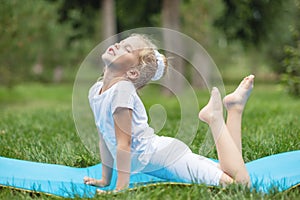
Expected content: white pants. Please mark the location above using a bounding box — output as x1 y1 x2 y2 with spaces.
142 136 223 186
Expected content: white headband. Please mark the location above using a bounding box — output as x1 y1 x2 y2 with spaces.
151 50 165 81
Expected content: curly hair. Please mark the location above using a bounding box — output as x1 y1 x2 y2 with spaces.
130 34 168 89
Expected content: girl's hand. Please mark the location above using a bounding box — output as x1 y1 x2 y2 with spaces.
83 176 110 187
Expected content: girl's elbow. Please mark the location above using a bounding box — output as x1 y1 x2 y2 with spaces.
117 142 131 151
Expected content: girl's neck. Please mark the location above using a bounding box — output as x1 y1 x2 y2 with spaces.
101 71 128 94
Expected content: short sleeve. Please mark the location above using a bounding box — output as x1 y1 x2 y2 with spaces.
88 81 102 98
88 81 102 104
111 81 136 114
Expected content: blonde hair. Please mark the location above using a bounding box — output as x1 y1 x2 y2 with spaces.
130 34 168 89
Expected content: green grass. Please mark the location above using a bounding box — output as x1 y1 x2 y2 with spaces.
0 83 299 199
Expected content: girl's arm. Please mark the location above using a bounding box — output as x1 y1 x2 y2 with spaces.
99 132 113 186
83 133 113 187
113 107 132 191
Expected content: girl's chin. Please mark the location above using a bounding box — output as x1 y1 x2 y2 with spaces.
102 54 113 65
101 53 109 60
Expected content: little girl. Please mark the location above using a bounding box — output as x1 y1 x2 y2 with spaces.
83 34 253 192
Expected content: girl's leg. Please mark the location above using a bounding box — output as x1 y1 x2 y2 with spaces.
198 87 250 185
143 140 226 186
223 75 255 152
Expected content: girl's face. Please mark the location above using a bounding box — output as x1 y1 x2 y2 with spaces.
102 36 146 72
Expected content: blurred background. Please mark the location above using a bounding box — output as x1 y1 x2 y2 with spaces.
0 0 300 96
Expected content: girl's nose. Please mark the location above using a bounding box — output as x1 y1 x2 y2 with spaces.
114 43 120 49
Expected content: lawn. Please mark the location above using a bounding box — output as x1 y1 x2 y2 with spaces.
0 82 299 199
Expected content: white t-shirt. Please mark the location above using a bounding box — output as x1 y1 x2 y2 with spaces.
88 80 158 172
88 80 223 185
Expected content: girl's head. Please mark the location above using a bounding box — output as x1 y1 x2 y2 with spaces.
102 34 168 89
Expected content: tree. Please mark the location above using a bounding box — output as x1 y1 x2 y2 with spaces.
116 0 161 31
162 0 185 94
101 0 117 38
0 0 73 86
281 0 300 97
214 0 298 73
55 0 161 39
56 0 100 41
181 0 224 88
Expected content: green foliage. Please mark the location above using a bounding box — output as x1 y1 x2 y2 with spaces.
281 41 300 97
55 0 100 40
281 1 300 97
214 0 299 73
116 0 161 30
215 0 292 45
0 0 94 86
181 0 223 47
0 0 162 87
2 0 300 89
56 0 162 35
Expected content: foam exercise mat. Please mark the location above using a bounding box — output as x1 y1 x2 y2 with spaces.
0 150 299 198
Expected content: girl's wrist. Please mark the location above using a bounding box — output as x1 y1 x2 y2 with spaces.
101 178 111 186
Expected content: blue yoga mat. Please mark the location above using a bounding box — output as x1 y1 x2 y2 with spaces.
0 151 299 198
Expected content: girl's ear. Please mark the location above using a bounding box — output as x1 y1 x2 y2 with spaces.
126 68 140 80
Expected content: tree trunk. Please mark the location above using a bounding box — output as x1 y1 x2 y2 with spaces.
101 0 117 39
162 0 181 30
162 0 184 95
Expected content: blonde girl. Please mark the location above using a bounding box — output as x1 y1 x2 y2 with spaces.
83 34 253 192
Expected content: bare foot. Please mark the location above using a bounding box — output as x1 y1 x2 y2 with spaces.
198 87 223 124
223 75 255 113
83 176 108 187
